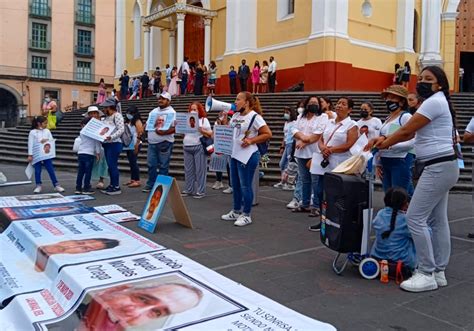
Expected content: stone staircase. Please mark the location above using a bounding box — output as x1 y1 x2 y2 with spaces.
1 92 472 192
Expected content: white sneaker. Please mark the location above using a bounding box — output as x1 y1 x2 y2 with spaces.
55 185 65 193
221 210 241 221
286 198 300 209
212 181 224 190
282 184 295 191
434 271 448 287
400 271 438 292
222 187 233 194
33 185 42 194
234 214 252 227
273 182 284 188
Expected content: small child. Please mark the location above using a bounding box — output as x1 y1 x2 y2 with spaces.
371 187 417 270
73 117 101 194
28 116 64 194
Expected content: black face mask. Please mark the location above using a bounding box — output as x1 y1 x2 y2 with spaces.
408 106 417 115
307 104 320 114
385 100 399 112
360 110 369 119
238 107 245 113
416 82 435 99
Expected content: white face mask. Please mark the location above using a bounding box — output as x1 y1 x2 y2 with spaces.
297 107 304 115
218 116 224 121
45 98 51 102
190 110 197 114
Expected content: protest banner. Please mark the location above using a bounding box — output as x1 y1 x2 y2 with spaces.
146 112 174 131
80 118 115 142
32 139 56 165
209 153 228 172
0 213 165 304
0 202 94 222
64 195 95 202
175 113 199 134
139 175 192 233
214 126 233 155
0 250 335 330
0 194 73 208
103 211 140 223
93 205 127 214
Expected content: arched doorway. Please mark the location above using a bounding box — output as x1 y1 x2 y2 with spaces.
0 87 20 128
184 1 204 64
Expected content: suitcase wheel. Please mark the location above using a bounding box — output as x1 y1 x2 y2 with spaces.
359 257 380 280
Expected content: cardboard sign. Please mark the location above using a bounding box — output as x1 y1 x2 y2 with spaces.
146 112 174 131
214 126 234 155
32 139 56 165
80 118 115 142
139 175 192 232
175 113 199 134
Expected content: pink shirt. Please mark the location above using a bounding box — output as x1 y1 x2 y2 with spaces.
251 67 260 84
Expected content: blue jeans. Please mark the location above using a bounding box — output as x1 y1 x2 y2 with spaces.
380 156 411 193
126 145 141 181
180 73 188 95
296 157 313 208
146 141 173 188
230 151 259 215
103 142 123 187
120 86 128 99
34 159 58 186
311 174 324 209
293 174 302 201
279 143 293 171
405 153 415 198
76 154 95 190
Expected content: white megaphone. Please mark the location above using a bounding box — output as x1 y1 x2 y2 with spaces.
205 95 236 113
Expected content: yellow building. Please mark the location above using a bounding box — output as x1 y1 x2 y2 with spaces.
117 0 462 94
0 0 115 127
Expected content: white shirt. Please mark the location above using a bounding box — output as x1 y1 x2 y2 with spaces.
323 116 357 163
166 67 172 79
357 117 382 140
75 134 101 156
291 113 329 159
183 117 211 146
284 120 296 144
268 60 277 74
181 61 190 75
415 91 454 160
465 117 474 133
230 110 266 159
147 106 176 144
28 128 53 155
379 112 414 158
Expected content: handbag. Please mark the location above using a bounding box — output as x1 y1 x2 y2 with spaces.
247 114 269 155
47 111 56 130
200 136 214 155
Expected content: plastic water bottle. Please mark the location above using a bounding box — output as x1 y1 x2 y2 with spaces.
380 260 389 283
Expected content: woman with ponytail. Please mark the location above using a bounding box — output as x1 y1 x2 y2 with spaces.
371 188 416 270
367 66 459 292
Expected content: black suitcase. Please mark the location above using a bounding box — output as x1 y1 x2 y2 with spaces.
320 172 369 253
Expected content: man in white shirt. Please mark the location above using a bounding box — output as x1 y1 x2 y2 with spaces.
180 57 190 95
143 92 176 192
165 64 172 88
268 56 277 93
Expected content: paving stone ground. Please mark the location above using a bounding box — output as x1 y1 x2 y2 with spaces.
0 163 473 330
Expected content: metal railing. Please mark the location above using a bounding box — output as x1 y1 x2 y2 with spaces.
75 45 95 57
29 39 51 51
29 4 51 18
75 12 95 25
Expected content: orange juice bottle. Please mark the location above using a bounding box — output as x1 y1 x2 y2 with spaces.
380 260 389 283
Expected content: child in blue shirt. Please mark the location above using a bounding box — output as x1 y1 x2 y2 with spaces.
229 66 237 94
371 187 417 270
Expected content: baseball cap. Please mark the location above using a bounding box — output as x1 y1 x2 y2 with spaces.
159 92 172 101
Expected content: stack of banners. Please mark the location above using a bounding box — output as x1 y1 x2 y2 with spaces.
0 250 336 331
80 118 116 142
103 212 140 223
0 213 165 307
0 202 95 223
175 113 199 134
146 112 174 132
93 205 127 214
32 140 56 165
0 194 74 208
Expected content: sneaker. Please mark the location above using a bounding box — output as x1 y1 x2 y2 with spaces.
221 210 241 221
74 190 82 195
273 182 284 188
55 185 65 193
33 185 42 194
181 191 191 197
400 272 438 292
193 193 205 199
309 208 321 217
101 185 113 193
308 223 321 232
223 187 233 194
286 198 300 209
104 186 122 196
282 184 295 191
434 271 448 287
234 214 253 227
82 189 95 195
96 182 105 189
142 186 152 193
212 181 224 190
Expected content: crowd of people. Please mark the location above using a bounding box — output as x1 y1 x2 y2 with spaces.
27 65 474 294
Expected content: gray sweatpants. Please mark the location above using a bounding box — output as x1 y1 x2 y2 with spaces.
406 159 459 273
183 145 208 195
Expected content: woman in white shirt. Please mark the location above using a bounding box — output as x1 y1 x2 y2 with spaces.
356 101 382 140
181 102 212 199
221 92 272 227
290 96 329 216
369 66 459 293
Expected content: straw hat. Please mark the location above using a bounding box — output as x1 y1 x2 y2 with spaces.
381 85 408 99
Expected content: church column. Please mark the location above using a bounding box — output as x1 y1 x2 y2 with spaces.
176 12 186 70
204 17 211 66
419 0 443 67
169 29 176 67
143 25 151 72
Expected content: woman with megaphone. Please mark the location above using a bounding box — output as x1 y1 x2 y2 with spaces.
221 92 272 227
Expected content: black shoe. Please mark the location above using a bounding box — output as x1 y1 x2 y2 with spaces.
104 186 122 195
468 233 474 239
142 186 152 193
82 189 95 195
308 223 321 232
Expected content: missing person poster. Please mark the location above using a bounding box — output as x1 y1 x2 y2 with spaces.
0 213 165 304
80 118 116 142
0 250 335 331
138 175 173 233
175 113 199 134
0 194 73 208
104 211 140 223
32 139 56 165
209 153 229 172
64 195 96 202
146 112 174 131
1 202 95 222
214 125 234 155
93 205 127 214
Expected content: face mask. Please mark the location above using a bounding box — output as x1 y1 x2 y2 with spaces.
239 107 245 113
297 107 304 115
360 110 369 119
45 98 50 102
126 114 133 120
416 82 435 99
218 116 224 121
190 110 197 114
307 104 320 114
408 106 417 114
385 100 399 112
283 113 290 120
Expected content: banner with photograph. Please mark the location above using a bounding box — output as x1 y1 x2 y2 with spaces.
64 195 96 202
93 205 127 214
0 203 95 222
146 112 174 131
214 126 234 155
103 211 140 223
0 213 165 304
138 175 173 233
0 250 335 331
175 113 199 134
0 194 73 208
32 139 56 165
80 118 116 142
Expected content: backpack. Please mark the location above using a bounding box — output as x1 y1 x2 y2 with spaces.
113 114 132 147
248 114 270 155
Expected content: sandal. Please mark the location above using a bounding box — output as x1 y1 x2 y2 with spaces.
309 208 321 217
292 206 311 213
128 181 141 188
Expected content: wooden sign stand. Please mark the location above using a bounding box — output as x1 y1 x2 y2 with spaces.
168 178 193 229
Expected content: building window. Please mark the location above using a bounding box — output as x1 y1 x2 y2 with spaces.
30 0 50 17
277 0 294 21
413 9 419 53
133 3 141 59
77 29 92 55
76 0 94 24
31 22 48 49
76 61 92 81
287 0 294 15
31 56 47 78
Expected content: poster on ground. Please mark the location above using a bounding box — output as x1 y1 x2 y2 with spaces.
32 139 56 165
103 211 140 223
138 175 173 233
146 112 174 131
214 126 233 155
94 205 127 214
0 194 73 208
0 250 336 331
175 113 199 134
0 202 94 222
64 195 96 202
80 118 115 142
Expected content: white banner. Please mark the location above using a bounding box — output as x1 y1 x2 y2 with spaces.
80 118 115 142
32 140 56 165
93 205 127 214
104 211 140 223
175 113 199 134
213 126 234 155
0 194 73 208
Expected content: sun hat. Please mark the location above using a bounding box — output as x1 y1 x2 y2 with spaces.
381 85 409 99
